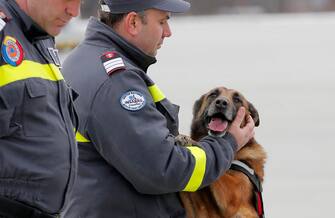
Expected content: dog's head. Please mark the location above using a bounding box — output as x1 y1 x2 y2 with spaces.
191 87 260 140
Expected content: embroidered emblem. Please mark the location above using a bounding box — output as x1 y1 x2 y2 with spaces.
100 51 125 75
1 36 24 66
120 91 146 111
48 47 61 67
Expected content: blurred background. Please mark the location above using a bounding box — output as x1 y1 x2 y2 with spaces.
78 0 335 16
57 1 335 217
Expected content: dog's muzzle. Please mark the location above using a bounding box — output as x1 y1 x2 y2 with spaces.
206 97 235 137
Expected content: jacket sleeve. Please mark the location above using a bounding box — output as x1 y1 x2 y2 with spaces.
87 69 238 194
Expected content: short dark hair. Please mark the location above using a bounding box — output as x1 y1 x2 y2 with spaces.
98 0 147 28
98 0 126 27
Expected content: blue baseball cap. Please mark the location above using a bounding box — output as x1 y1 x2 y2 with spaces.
102 0 191 14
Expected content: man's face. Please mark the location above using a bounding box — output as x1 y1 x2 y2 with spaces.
25 0 81 36
134 9 172 57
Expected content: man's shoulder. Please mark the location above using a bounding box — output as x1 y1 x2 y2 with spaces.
100 51 127 76
63 46 141 82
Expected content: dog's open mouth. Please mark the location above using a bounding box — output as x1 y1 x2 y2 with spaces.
206 113 231 137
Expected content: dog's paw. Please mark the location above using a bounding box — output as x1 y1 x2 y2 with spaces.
175 134 198 147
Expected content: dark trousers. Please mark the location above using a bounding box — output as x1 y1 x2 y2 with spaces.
0 196 58 218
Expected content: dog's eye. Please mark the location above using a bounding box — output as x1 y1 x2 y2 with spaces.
233 94 242 104
208 92 218 98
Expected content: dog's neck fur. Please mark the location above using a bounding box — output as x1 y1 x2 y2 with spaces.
235 139 266 182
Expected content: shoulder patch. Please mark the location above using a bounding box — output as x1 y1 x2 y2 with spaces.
1 36 24 66
100 51 125 76
0 10 9 32
120 91 146 111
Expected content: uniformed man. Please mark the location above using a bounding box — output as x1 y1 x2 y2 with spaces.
0 0 81 218
61 0 255 218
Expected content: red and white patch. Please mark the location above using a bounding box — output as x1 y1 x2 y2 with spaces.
0 18 6 31
104 52 115 59
100 51 125 75
0 10 9 31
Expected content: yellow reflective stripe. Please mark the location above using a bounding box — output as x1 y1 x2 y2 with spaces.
183 146 207 192
148 84 165 102
75 131 91 143
0 60 64 87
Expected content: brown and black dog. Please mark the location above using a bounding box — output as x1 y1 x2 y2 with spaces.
178 86 266 218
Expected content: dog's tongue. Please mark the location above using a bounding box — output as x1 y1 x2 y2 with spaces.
208 118 228 132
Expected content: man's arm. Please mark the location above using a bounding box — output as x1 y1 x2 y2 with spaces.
87 70 242 194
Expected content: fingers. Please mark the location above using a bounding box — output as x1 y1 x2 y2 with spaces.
244 114 255 138
246 115 255 138
245 114 255 130
232 107 246 127
228 108 256 151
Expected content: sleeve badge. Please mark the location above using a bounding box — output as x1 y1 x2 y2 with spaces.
1 36 24 66
100 51 125 75
120 91 146 111
0 10 9 32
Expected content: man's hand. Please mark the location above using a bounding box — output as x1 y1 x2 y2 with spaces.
228 107 255 151
175 134 198 147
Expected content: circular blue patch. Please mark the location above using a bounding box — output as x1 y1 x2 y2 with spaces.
120 91 146 111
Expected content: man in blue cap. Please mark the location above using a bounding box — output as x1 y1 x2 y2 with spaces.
61 0 255 217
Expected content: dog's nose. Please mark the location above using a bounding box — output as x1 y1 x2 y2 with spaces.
215 98 229 109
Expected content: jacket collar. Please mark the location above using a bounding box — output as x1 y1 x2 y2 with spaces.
85 17 157 72
6 0 51 41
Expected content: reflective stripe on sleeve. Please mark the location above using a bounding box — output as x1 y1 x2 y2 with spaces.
148 84 165 103
183 146 207 192
0 60 64 87
76 131 91 143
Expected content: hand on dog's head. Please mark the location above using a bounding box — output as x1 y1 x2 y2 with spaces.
190 87 259 141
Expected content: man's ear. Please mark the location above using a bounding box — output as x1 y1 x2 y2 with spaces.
124 12 141 36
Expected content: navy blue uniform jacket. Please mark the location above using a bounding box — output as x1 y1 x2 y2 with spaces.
61 17 238 218
0 0 77 214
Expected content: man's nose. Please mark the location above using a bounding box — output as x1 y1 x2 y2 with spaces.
163 23 172 38
66 0 81 17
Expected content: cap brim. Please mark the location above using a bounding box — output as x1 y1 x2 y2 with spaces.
153 0 190 13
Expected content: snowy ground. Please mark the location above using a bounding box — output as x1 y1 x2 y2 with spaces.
58 13 335 218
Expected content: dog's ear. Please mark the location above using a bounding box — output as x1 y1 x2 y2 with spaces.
193 94 206 118
191 94 208 140
248 102 260 127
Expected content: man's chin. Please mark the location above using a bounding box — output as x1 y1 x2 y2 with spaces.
47 26 64 37
148 50 158 57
